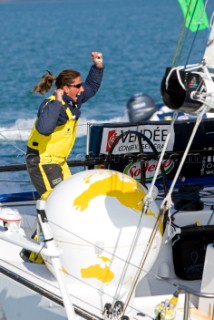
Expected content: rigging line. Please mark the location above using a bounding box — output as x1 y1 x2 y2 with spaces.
51 228 170 287
101 115 178 305
123 111 210 313
186 0 200 31
123 206 166 316
46 232 180 319
172 26 187 67
161 106 209 212
43 263 107 314
185 0 209 68
176 28 192 66
145 112 178 203
47 260 157 320
172 0 193 66
174 0 209 67
16 125 27 149
0 179 30 183
207 209 214 225
121 114 177 310
99 229 122 306
110 211 145 305
110 127 169 303
64 265 180 320
49 220 150 270
0 132 25 155
47 225 198 318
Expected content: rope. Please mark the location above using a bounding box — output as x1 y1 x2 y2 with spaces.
103 130 168 307
0 132 25 155
47 220 181 319
121 113 179 315
172 0 209 67
185 0 209 68
172 0 192 66
161 105 209 214
172 0 193 66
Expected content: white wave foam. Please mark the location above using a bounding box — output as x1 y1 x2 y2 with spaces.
0 114 128 141
0 119 34 141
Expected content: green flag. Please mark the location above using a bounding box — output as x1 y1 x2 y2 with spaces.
178 0 209 32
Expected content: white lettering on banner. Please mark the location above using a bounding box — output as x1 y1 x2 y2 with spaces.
200 156 214 176
206 170 214 174
124 159 174 181
100 125 175 154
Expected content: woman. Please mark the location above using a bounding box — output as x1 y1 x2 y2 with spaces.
26 51 104 200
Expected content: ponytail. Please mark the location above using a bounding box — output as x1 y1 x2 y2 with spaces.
33 70 55 95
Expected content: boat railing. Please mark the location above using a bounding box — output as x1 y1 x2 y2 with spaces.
178 284 214 320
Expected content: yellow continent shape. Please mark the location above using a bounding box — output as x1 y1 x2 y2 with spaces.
73 172 146 212
81 264 114 283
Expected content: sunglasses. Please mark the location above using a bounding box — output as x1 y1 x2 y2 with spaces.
68 83 83 89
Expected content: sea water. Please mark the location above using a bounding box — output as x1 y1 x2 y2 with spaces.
0 0 213 193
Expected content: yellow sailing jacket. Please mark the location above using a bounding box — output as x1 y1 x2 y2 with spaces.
27 96 78 159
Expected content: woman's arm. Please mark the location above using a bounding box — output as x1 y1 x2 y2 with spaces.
36 99 63 135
